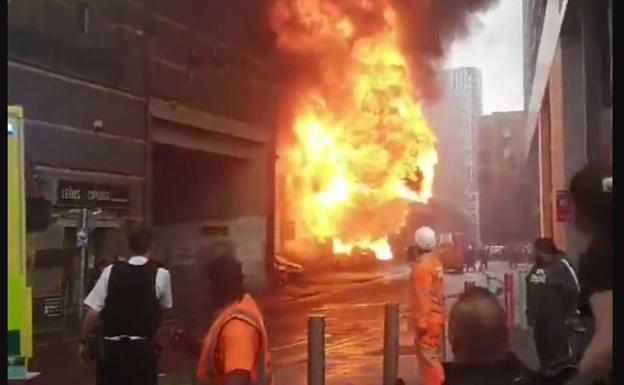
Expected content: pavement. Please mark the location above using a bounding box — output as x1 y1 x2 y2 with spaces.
29 261 538 385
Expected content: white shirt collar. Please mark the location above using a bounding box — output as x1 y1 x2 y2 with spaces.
128 256 148 265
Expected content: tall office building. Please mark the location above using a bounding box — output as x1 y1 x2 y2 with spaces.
424 67 483 243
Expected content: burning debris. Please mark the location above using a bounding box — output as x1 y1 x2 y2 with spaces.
270 0 496 261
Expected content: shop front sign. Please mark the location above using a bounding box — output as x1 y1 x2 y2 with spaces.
57 180 130 210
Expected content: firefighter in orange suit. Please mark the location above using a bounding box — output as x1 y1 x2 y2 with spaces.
172 240 273 385
410 226 445 385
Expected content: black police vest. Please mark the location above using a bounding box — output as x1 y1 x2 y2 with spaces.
100 260 161 338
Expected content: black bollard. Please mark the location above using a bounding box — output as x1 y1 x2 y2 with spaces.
383 302 400 385
308 316 325 385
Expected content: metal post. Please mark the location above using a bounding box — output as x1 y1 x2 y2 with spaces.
441 297 448 361
383 302 400 385
77 208 88 320
518 270 528 329
308 316 325 385
441 320 447 362
504 273 514 329
75 207 101 320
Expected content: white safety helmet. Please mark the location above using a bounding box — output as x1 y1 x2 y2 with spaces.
414 226 437 251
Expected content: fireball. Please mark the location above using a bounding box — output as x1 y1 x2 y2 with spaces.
271 0 438 260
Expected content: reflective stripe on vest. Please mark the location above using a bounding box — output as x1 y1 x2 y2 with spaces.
197 295 272 385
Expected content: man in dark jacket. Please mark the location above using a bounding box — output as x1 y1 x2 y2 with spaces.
478 246 489 271
444 287 536 385
465 244 477 272
525 237 579 369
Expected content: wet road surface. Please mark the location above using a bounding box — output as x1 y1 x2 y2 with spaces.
262 262 514 384
31 261 528 385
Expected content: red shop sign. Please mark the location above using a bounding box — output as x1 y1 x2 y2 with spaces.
556 190 573 222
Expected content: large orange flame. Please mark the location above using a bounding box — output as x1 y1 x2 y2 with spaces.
271 0 438 260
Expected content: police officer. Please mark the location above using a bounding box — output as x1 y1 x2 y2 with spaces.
79 225 173 385
525 237 579 369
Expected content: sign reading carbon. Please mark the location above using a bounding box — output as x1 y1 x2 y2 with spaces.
57 180 130 209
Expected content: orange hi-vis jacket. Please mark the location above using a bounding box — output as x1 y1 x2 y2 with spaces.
410 250 445 340
197 294 273 385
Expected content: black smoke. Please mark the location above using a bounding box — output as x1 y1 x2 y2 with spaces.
391 0 499 100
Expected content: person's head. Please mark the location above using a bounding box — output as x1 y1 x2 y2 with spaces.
569 165 612 236
414 226 437 253
448 287 510 363
533 237 558 264
199 239 244 310
126 224 154 257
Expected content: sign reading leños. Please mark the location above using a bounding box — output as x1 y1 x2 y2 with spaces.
57 180 130 209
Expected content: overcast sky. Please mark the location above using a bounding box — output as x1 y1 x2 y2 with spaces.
444 0 524 115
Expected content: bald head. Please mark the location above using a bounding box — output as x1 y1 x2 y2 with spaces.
448 287 509 362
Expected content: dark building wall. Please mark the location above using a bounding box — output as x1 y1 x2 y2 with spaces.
8 0 280 219
8 0 280 335
147 0 279 130
8 0 148 95
8 0 150 224
8 64 146 176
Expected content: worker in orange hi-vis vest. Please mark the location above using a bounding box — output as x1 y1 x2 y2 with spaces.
410 226 445 385
172 239 273 385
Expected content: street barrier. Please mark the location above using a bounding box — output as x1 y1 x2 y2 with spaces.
441 273 524 361
441 280 475 361
516 269 529 329
308 316 326 385
503 273 514 329
382 303 400 385
485 273 503 296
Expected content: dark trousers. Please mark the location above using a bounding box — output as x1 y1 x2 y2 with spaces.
96 339 158 385
533 317 571 368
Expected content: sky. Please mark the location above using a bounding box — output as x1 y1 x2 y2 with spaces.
444 0 524 115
